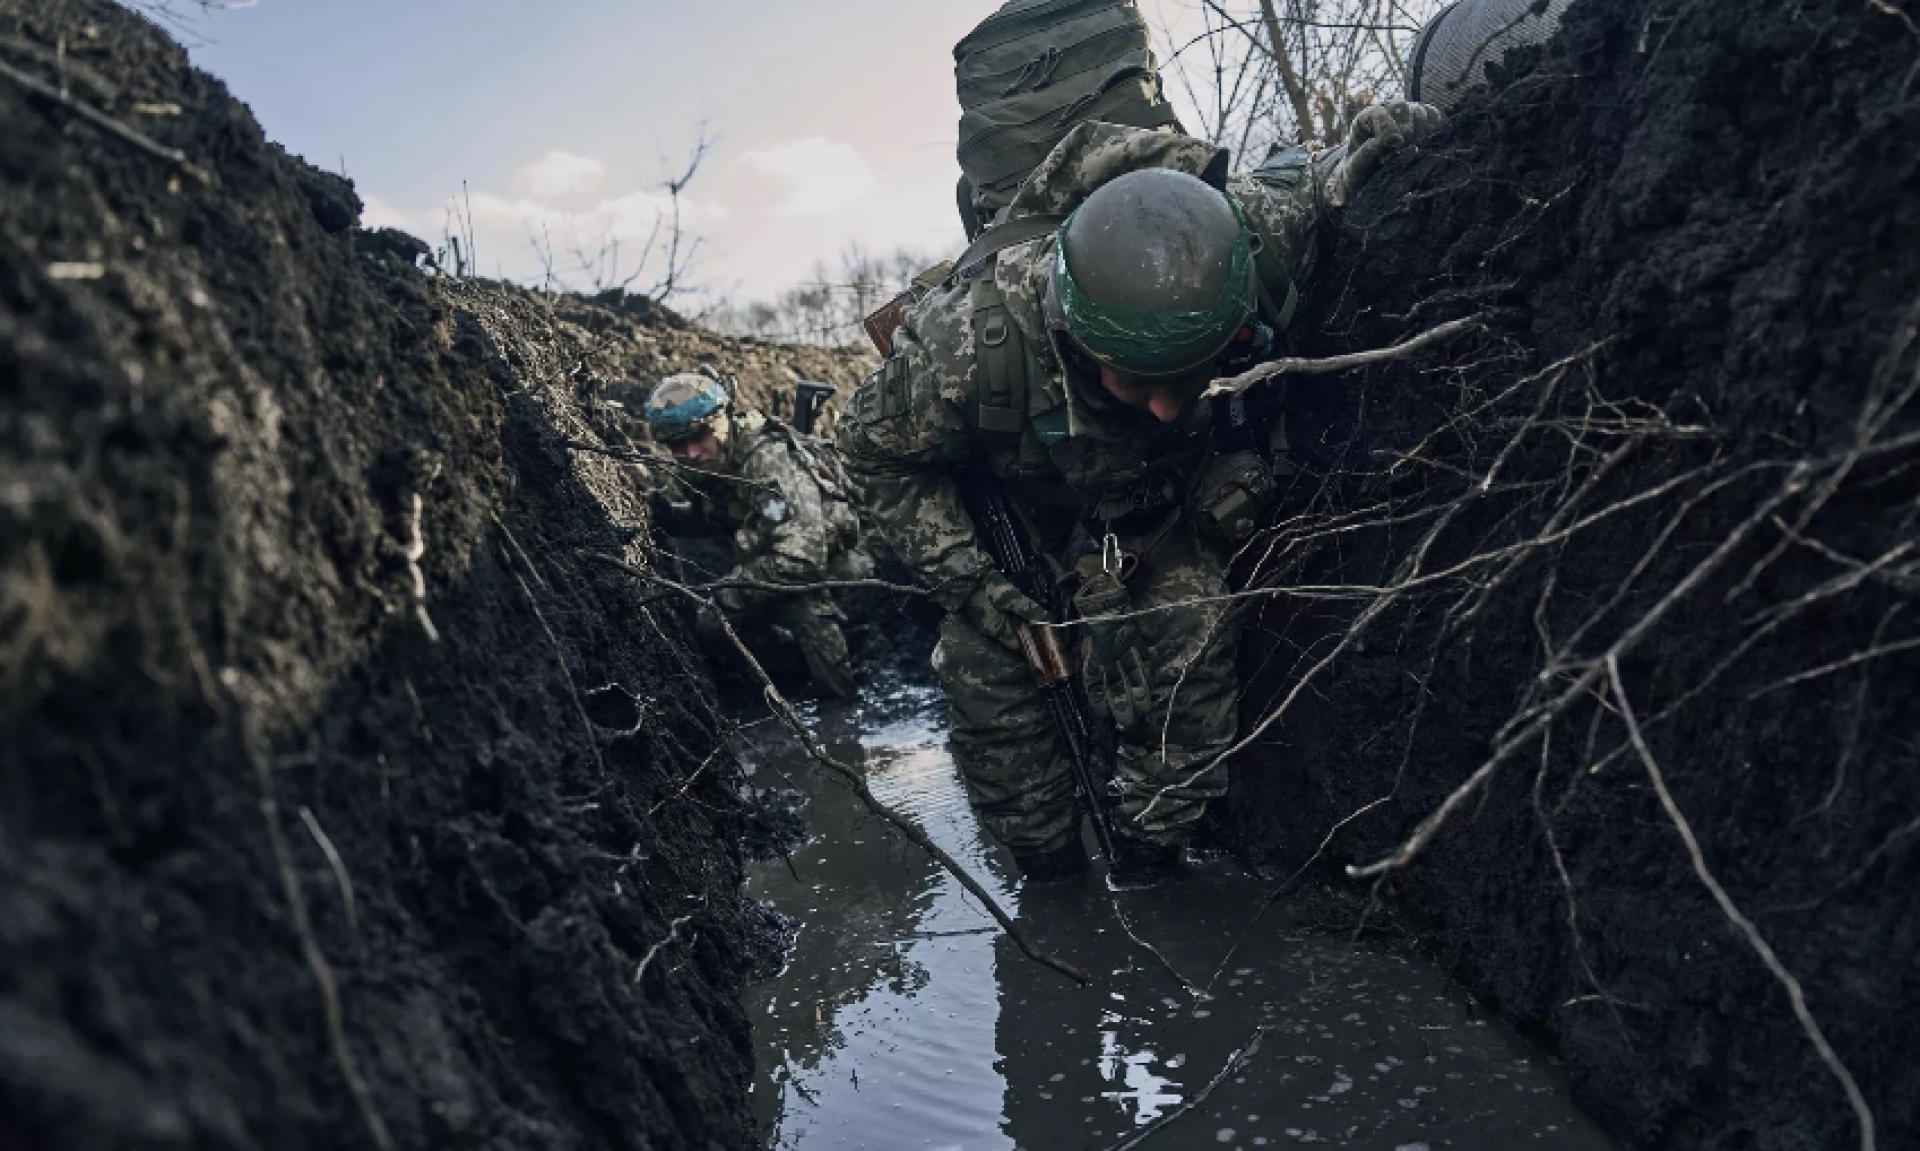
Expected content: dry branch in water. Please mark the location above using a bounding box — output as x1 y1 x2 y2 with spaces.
1102 1024 1272 1151
588 553 1092 987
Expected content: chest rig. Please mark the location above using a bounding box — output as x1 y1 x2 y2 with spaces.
965 258 1199 528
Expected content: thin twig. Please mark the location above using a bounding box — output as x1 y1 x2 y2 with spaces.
1349 465 1813 880
1111 898 1211 1001
1102 1025 1272 1151
1204 796 1390 994
1206 314 1485 397
700 574 936 599
0 57 211 183
589 553 1090 986
297 806 359 937
634 908 700 984
1746 634 1920 700
233 699 393 1151
1609 657 1876 1151
501 551 607 777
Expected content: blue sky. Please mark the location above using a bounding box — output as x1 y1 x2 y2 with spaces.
187 0 1154 303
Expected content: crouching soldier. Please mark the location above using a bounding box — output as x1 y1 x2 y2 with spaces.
838 113 1437 885
644 369 872 698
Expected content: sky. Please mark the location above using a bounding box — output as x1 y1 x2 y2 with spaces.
182 0 1221 307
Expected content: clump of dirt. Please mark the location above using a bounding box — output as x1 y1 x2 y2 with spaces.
0 2 845 1147
1235 1 1920 1148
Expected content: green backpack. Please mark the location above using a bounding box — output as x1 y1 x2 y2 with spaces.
955 0 1181 231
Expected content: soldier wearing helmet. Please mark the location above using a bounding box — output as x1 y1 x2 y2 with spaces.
839 108 1438 886
645 368 870 699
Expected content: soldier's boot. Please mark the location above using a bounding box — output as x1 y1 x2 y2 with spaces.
1106 833 1183 891
783 600 858 700
1185 800 1237 864
1012 838 1089 884
801 643 858 700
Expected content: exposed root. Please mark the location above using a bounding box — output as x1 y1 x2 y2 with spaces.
297 806 358 938
500 536 607 777
233 696 393 1151
634 906 701 986
1349 464 1813 880
1206 314 1486 397
0 56 211 182
1609 658 1877 1151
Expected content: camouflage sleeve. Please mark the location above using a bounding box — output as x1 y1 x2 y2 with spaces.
1230 151 1327 324
728 439 832 592
835 294 992 613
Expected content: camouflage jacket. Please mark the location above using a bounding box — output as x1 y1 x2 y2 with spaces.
669 410 862 590
837 122 1327 612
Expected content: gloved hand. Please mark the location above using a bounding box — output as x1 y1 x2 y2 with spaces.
1324 101 1446 208
960 570 1050 652
1187 450 1277 545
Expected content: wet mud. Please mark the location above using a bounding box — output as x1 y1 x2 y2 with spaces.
741 684 1615 1150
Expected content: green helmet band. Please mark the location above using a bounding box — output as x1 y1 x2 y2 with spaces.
1054 195 1255 380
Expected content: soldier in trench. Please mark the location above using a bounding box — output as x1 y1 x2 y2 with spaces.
838 109 1440 886
643 368 872 699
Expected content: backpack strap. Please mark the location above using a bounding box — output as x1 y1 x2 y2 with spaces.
955 213 1066 277
969 271 1033 435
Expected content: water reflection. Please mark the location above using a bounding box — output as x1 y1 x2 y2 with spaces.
744 687 1616 1151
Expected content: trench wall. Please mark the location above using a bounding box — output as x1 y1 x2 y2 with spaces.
1235 1 1920 1148
0 2 857 1146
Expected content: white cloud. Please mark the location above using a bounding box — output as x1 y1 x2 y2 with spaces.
516 150 607 201
360 195 414 232
742 138 877 217
452 185 729 287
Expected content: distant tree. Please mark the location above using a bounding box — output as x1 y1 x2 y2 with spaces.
713 244 934 348
1151 0 1448 156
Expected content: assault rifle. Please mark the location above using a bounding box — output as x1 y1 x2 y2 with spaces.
793 381 837 436
960 473 1121 865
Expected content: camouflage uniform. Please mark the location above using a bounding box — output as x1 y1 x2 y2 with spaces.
667 409 871 696
839 123 1327 853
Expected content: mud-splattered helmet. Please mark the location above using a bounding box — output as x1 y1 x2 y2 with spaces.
643 373 730 443
1047 168 1255 380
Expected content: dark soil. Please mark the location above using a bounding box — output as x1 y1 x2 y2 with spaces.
1235 1 1920 1149
0 2 781 1147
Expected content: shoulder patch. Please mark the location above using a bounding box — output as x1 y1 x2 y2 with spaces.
850 356 911 425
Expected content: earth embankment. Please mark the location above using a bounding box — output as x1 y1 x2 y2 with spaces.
1237 1 1920 1148
0 2 864 1145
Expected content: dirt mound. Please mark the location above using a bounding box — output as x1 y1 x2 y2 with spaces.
1236 1 1920 1148
548 292 873 437
0 2 860 1146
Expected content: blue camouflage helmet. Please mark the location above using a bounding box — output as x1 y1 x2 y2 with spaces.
643 373 730 442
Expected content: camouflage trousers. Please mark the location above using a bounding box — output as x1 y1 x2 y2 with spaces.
932 522 1239 854
702 590 855 697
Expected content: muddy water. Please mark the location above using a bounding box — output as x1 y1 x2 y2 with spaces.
743 683 1615 1150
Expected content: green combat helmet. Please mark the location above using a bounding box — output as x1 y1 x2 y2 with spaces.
1045 168 1256 380
643 372 730 444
